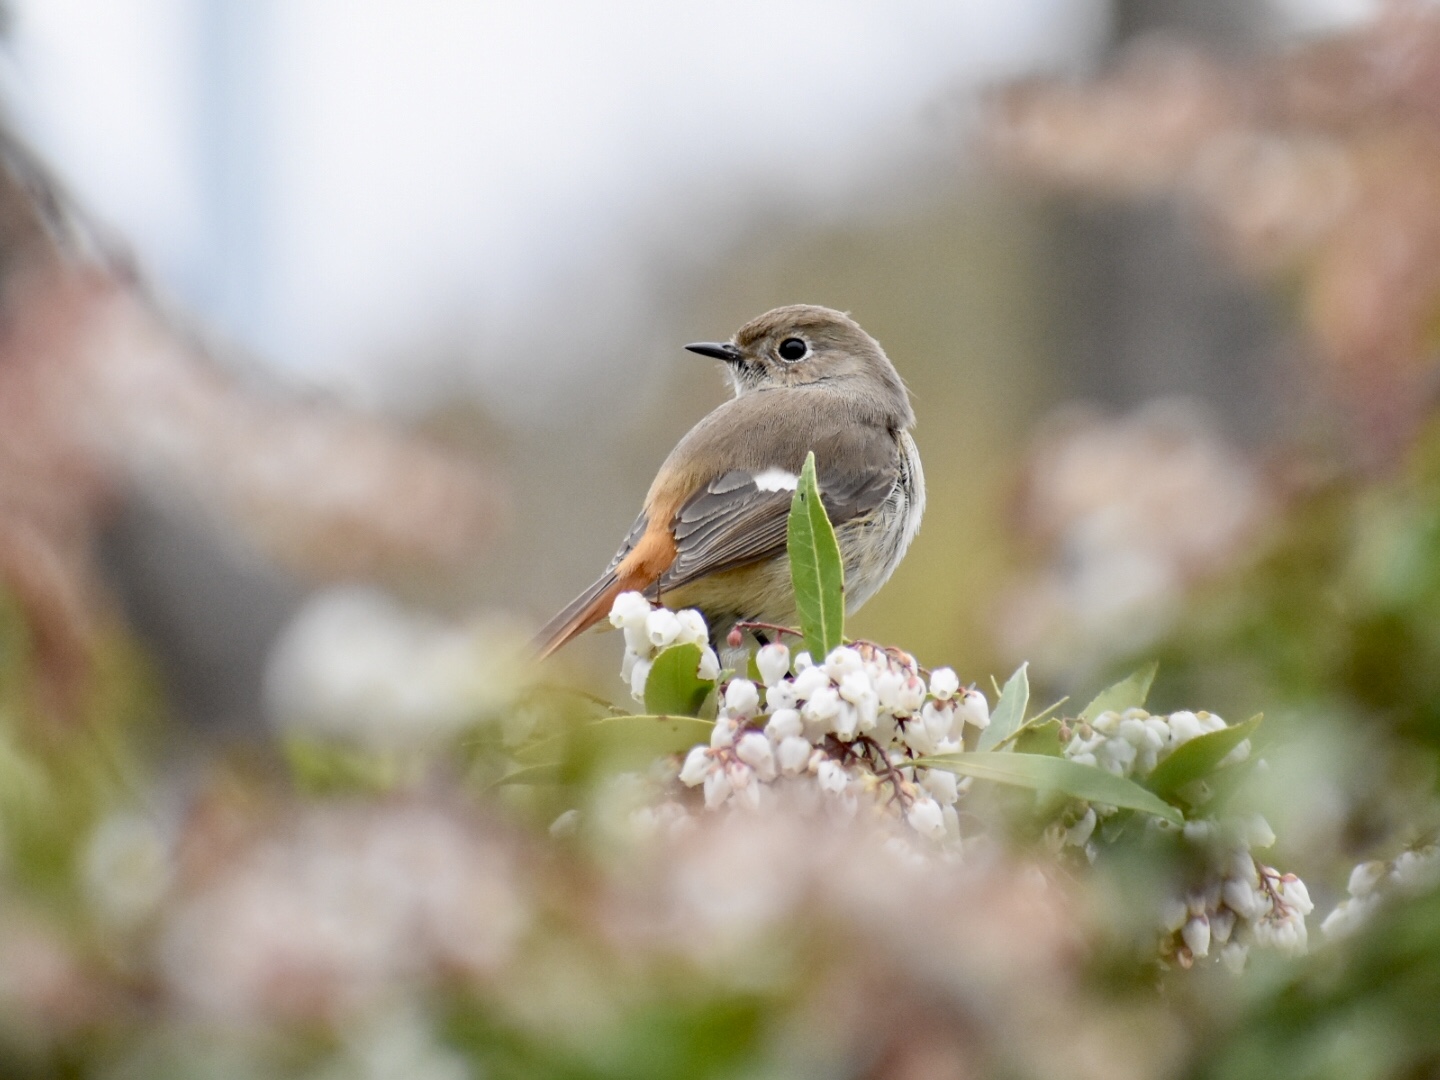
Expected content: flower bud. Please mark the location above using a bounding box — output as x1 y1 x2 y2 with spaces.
816 760 848 794
801 686 841 724
1168 711 1203 744
921 701 954 743
724 678 761 718
928 667 960 701
824 646 863 682
957 689 989 729
756 643 792 687
609 591 652 630
896 676 926 714
906 797 946 839
645 609 682 649
697 646 721 682
921 768 960 806
765 708 803 742
1182 915 1211 959
792 666 830 702
735 732 776 781
679 746 711 787
703 768 732 809
629 658 653 702
874 670 904 710
777 735 811 776
1348 860 1387 898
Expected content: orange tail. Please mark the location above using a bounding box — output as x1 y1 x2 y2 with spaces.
532 572 630 659
534 517 679 659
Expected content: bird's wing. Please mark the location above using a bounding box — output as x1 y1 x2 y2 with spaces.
534 408 903 658
659 428 900 592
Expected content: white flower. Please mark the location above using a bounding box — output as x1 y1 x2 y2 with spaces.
801 686 841 724
1117 718 1150 747
928 667 960 701
1182 915 1210 959
957 689 990 730
674 609 709 647
874 670 904 710
735 733 777 782
623 624 652 656
901 718 935 757
1198 711 1226 734
608 591 652 630
906 797 946 839
1160 897 1189 933
1066 807 1097 847
704 768 733 809
710 718 738 749
791 666 831 702
831 703 860 742
1348 861 1387 898
776 736 811 776
756 643 791 687
921 769 960 806
697 646 721 682
629 658 653 703
1092 710 1121 736
1278 874 1313 916
1210 908 1235 944
1218 739 1251 768
1222 877 1262 920
1220 942 1249 973
1243 814 1276 849
679 746 711 787
723 679 761 718
921 702 954 744
764 709 803 742
896 676 927 714
838 671 873 706
1168 711 1203 744
824 646 863 682
816 760 849 794
793 651 814 671
645 609 683 650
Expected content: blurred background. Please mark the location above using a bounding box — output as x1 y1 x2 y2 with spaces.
21 1 1440 1076
0 0 1376 733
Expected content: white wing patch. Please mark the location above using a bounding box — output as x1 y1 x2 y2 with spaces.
752 468 799 492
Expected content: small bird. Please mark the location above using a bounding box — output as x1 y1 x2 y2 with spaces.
536 304 924 657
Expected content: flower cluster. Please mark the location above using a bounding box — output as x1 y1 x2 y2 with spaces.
1054 705 1310 966
604 593 1316 970
609 592 988 843
610 591 721 701
1321 846 1440 940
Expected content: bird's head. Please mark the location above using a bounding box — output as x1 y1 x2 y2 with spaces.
685 305 913 425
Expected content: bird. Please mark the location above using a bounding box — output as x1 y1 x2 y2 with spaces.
535 304 924 658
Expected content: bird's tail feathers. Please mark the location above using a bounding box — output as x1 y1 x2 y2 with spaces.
532 571 629 659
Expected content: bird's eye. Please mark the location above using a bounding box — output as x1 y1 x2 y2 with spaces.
777 337 808 362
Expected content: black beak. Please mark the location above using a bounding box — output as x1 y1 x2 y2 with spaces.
685 341 743 363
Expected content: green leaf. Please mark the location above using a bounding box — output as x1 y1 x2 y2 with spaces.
1079 662 1158 722
914 751 1184 824
1011 718 1063 757
1145 714 1264 802
576 714 714 760
978 663 1029 751
787 451 845 660
282 738 405 795
644 643 714 717
491 762 565 787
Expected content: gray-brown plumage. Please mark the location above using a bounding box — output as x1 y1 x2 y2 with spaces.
536 304 924 656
